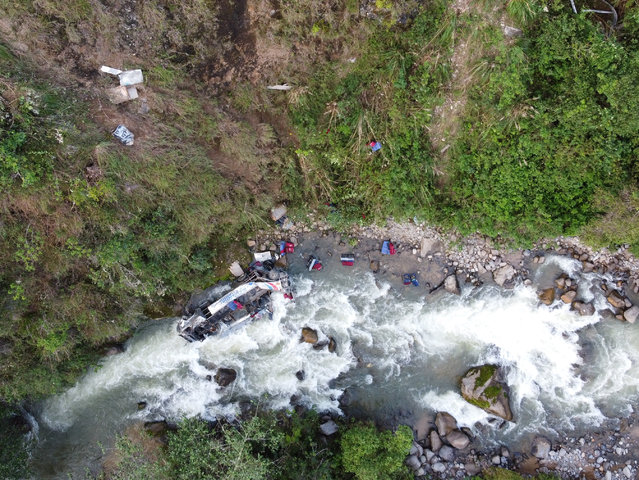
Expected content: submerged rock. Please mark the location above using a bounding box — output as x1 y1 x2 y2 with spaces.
295 370 305 381
460 365 513 421
328 337 337 353
571 301 595 316
214 368 237 387
137 401 147 410
301 327 318 344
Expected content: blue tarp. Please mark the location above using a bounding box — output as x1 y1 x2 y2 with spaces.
381 241 390 255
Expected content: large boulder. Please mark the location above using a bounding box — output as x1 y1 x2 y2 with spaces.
435 412 458 437
460 365 513 422
493 265 516 288
444 275 461 295
301 327 318 344
538 288 555 305
214 368 237 387
447 430 470 450
624 305 639 324
531 436 551 459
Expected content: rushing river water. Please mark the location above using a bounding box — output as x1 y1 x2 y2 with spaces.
31 255 639 478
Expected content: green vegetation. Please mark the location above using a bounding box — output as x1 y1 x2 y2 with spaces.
483 385 503 400
473 365 497 388
2 0 639 476
340 423 413 480
103 411 411 480
0 405 32 480
470 468 561 480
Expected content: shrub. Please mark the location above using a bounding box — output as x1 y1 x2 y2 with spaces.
340 422 413 480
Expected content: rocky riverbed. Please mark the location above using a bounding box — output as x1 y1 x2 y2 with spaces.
245 215 639 479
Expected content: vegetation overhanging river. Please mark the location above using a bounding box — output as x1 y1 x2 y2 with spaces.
31 255 639 478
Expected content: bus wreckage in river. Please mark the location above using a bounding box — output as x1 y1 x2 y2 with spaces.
177 258 293 342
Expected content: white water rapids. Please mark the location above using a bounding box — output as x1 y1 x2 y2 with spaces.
33 256 639 478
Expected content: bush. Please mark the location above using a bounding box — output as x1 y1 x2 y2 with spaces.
340 422 413 480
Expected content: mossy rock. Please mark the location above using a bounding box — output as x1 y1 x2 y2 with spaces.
460 365 513 422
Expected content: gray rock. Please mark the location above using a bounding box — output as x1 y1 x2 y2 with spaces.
435 412 458 437
430 430 443 452
624 305 639 323
447 430 470 450
464 463 481 475
623 466 632 478
444 274 461 295
406 454 421 470
503 25 522 37
425 449 435 462
571 301 595 316
531 436 551 459
492 455 501 465
432 462 446 473
493 264 516 287
420 237 442 257
320 420 338 436
439 445 454 462
416 467 425 476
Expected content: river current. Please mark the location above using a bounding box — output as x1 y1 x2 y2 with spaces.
31 255 639 478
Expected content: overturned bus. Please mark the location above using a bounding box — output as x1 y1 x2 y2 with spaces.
177 262 292 342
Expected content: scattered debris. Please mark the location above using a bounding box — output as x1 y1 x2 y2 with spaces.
307 255 322 271
229 261 244 278
267 84 292 91
369 140 382 152
254 251 273 262
112 125 134 145
381 240 396 255
341 253 354 266
403 273 419 286
271 204 294 230
100 65 144 104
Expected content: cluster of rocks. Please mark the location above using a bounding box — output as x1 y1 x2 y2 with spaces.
405 412 478 478
538 271 639 323
300 327 337 353
405 414 639 480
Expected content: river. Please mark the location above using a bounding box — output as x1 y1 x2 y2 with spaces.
31 255 639 478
